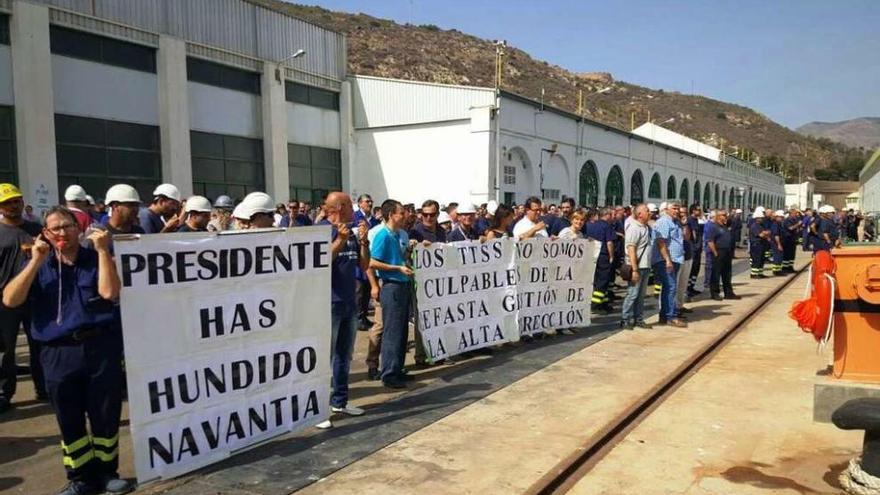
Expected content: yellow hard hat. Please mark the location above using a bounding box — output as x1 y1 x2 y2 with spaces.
0 183 22 203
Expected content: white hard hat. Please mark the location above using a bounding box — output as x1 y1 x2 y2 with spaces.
647 203 659 212
735 208 742 213
85 194 96 206
152 183 181 202
184 195 212 213
819 205 835 214
659 201 669 211
753 207 765 217
104 184 140 204
233 192 274 220
457 203 476 215
437 211 451 224
486 200 499 216
64 184 88 202
774 210 785 217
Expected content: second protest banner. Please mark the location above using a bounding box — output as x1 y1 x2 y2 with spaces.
414 238 599 361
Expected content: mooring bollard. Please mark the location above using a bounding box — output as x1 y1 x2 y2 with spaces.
832 398 880 494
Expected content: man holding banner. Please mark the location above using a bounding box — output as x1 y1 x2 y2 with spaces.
4 206 132 495
316 192 370 428
370 200 414 389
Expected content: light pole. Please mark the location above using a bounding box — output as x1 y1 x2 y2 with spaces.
538 145 558 200
274 49 306 82
493 40 507 203
577 86 611 116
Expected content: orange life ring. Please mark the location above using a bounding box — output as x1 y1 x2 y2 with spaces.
789 252 835 341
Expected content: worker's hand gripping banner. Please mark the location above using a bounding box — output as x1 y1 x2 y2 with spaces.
114 227 332 483
413 238 598 361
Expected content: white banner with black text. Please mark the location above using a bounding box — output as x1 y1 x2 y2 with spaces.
115 227 332 483
413 238 598 361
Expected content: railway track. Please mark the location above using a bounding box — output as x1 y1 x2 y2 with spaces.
524 266 808 495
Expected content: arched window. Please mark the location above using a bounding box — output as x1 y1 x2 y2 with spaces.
680 178 689 206
630 169 644 204
605 165 624 206
649 172 662 199
714 184 720 208
722 190 727 209
578 161 599 207
667 176 677 200
729 187 736 209
694 180 701 205
704 183 712 208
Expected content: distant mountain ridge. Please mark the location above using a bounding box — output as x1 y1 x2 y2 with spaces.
250 0 869 181
796 118 880 150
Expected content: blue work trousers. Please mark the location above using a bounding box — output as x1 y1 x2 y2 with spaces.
379 281 411 382
330 302 358 408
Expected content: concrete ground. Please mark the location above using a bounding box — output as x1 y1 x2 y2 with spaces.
570 270 859 495
2 251 819 495
293 255 828 495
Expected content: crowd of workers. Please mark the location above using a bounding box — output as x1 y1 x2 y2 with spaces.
0 179 856 495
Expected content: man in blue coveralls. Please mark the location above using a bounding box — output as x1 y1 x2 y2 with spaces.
3 206 131 495
748 207 771 278
769 210 786 276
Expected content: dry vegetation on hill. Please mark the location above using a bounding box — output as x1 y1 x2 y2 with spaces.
252 0 869 181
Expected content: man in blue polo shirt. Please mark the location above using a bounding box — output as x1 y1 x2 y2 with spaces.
4 206 131 495
652 202 687 327
315 192 370 429
370 199 414 389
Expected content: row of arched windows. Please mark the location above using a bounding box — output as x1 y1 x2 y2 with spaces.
577 161 784 210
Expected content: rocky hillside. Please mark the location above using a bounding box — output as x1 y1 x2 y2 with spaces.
797 117 880 150
253 0 867 181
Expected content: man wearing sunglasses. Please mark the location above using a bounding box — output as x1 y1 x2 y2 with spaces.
410 199 446 244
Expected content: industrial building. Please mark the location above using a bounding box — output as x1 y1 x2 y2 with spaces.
860 148 880 212
1 0 785 216
347 75 785 210
1 0 348 214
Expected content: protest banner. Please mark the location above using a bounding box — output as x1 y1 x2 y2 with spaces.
114 226 332 483
514 238 599 336
413 239 518 361
413 238 599 359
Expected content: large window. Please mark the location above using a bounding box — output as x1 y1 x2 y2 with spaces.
285 82 339 111
187 57 260 95
55 114 161 201
0 14 9 45
0 106 16 184
191 131 264 200
49 25 156 73
288 144 341 203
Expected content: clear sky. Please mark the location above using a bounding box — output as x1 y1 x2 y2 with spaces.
300 0 879 129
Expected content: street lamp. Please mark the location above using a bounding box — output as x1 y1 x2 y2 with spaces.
538 144 558 200
577 86 611 116
274 49 306 82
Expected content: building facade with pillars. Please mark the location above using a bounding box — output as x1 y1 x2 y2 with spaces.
348 75 786 210
0 0 348 215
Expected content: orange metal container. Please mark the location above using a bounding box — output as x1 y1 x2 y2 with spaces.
831 246 880 383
